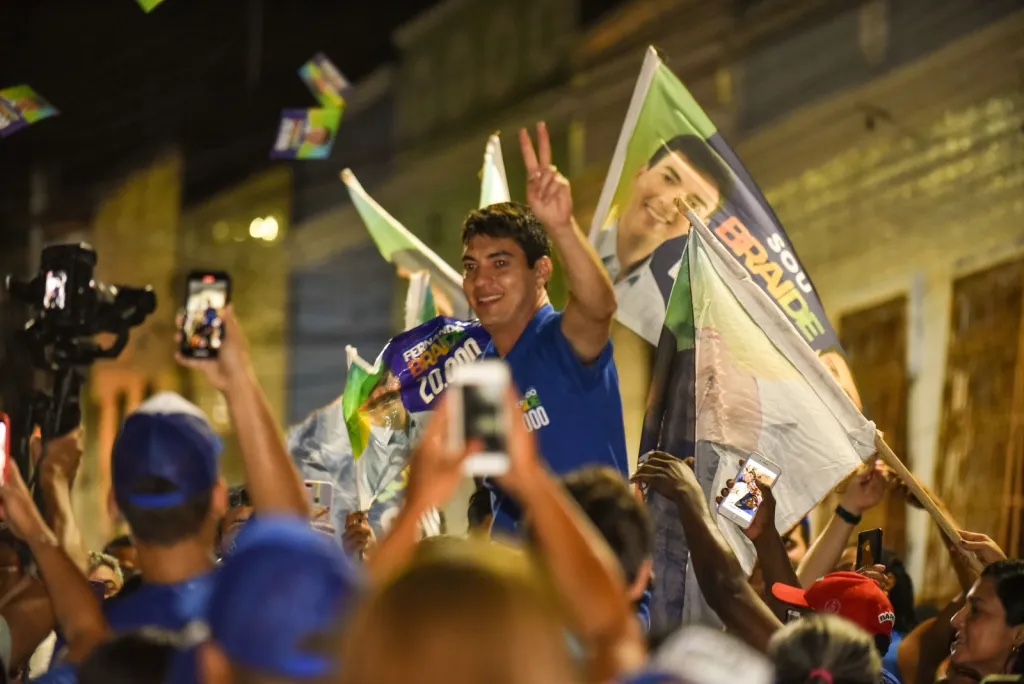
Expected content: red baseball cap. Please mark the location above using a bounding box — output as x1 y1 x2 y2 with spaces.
771 572 895 638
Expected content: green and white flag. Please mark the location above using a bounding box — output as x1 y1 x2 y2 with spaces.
479 132 511 208
641 204 876 629
342 169 469 318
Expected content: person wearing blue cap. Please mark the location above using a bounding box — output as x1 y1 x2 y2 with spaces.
166 516 360 684
39 306 312 683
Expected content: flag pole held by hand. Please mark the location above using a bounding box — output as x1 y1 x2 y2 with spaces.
873 431 984 575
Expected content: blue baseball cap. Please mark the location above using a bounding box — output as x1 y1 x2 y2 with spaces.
112 393 222 510
207 516 362 679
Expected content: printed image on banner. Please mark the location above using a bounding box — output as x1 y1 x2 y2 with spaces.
270 108 341 160
299 53 351 109
0 85 58 138
387 317 491 413
589 47 856 401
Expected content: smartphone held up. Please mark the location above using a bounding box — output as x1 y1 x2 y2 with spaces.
180 271 231 359
717 453 781 530
447 360 511 478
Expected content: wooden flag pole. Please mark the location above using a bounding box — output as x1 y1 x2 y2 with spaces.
873 431 984 575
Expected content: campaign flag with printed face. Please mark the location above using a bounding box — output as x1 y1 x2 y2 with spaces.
0 85 58 137
299 53 351 109
589 47 858 405
480 133 511 208
639 205 876 630
342 169 470 319
271 108 341 160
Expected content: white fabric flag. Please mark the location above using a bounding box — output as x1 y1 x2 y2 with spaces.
665 210 877 625
479 132 511 208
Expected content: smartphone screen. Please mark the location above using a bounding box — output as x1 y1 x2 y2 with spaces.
857 528 883 568
305 481 333 523
449 361 510 477
717 455 781 529
43 270 68 311
181 272 230 359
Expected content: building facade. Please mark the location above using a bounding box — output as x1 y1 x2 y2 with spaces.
287 0 1022 597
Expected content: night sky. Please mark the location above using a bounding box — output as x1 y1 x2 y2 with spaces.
0 0 623 238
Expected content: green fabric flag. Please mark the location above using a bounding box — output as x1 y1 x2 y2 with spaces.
342 169 469 318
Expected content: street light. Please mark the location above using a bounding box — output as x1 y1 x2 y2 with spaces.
248 216 280 242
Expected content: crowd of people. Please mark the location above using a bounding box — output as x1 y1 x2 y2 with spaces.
0 121 1019 684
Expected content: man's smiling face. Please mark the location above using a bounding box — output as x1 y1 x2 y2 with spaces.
461 235 547 332
619 149 721 253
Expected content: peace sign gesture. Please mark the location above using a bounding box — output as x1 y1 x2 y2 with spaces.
520 122 574 233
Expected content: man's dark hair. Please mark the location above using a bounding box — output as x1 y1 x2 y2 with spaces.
562 466 653 585
79 632 177 684
647 134 734 207
467 486 493 531
117 477 214 546
880 549 918 634
461 201 552 268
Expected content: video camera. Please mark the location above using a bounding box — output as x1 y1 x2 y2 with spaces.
6 243 156 367
4 242 155 485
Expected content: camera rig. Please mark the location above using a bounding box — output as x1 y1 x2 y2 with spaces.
4 242 156 499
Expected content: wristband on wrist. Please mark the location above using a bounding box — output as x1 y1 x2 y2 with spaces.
835 505 862 525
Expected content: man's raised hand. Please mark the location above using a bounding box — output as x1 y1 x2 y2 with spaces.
520 122 574 232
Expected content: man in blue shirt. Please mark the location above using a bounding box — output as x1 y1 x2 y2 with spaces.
39 306 311 682
461 122 626 532
166 516 362 683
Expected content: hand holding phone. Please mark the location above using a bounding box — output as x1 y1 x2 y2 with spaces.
447 360 511 477
304 480 334 523
180 271 231 359
716 453 781 530
856 528 883 569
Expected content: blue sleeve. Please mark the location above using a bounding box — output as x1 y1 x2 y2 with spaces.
544 314 614 393
32 663 76 684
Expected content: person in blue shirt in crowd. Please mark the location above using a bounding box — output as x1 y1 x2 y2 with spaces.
164 516 361 684
39 392 228 684
461 122 625 533
557 467 654 634
39 306 311 683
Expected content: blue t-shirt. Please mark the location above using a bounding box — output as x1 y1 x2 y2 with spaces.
36 573 216 684
881 631 904 683
636 589 652 634
485 305 628 532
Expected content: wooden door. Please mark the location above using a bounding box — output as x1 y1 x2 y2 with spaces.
922 258 1024 602
840 296 910 555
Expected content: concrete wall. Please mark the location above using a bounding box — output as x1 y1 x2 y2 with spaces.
737 13 1024 590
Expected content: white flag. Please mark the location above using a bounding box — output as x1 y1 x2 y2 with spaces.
479 132 511 208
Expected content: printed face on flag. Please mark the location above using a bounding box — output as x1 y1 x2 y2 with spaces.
0 98 28 138
0 86 58 135
615 138 725 276
270 108 341 160
299 53 350 109
589 49 851 399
